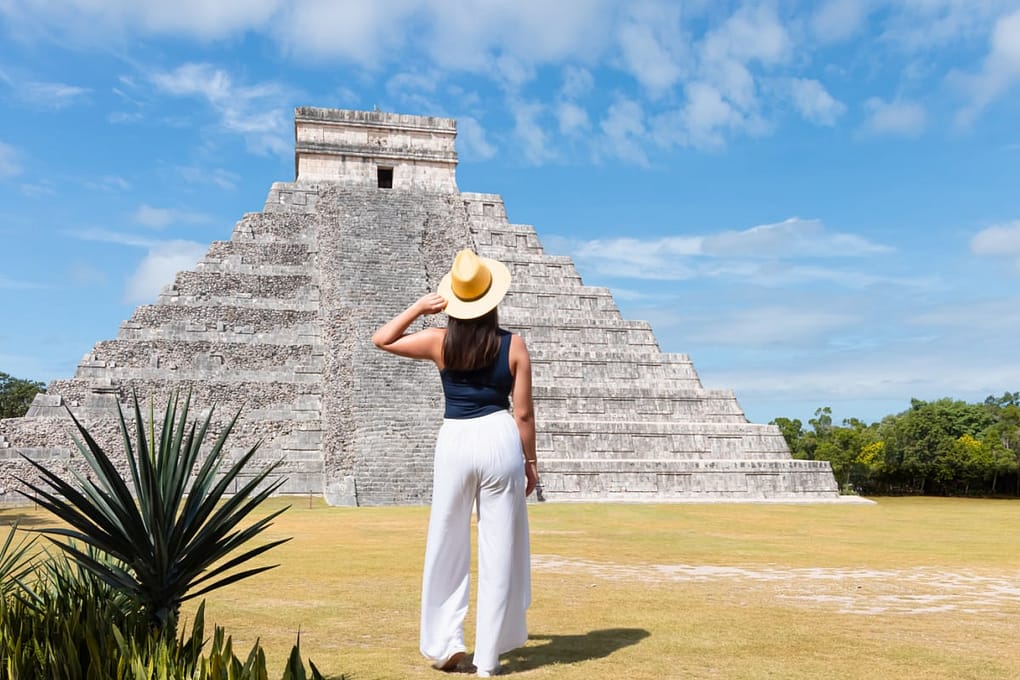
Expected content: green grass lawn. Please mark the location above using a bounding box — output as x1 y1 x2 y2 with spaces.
4 496 1019 679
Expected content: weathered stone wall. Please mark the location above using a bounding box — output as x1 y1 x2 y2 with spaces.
295 108 457 192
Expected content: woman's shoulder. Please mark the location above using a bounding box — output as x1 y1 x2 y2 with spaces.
506 331 529 353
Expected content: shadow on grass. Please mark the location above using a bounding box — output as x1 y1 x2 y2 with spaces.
0 510 56 528
501 627 650 673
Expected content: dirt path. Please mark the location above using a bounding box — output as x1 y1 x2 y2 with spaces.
533 554 1020 615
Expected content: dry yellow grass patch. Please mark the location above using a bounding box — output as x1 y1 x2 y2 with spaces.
3 497 1019 679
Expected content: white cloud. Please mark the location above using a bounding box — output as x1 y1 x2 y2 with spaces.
598 98 648 165
20 181 55 198
861 97 926 136
456 116 497 161
951 9 1020 125
561 65 594 99
274 0 609 75
564 218 896 284
652 82 744 150
272 0 417 66
879 0 1018 52
811 0 870 43
150 63 291 155
788 78 845 126
557 102 591 135
0 141 20 178
132 204 212 229
0 0 280 42
703 218 893 258
177 166 240 190
687 306 857 346
510 100 556 165
701 4 791 67
387 70 440 96
72 228 159 248
421 0 611 74
573 235 702 280
124 240 207 304
616 2 687 96
19 81 90 108
970 220 1020 269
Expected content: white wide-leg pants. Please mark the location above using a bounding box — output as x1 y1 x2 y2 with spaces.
419 410 531 675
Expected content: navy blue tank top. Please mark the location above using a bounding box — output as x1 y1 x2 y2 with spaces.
440 329 514 419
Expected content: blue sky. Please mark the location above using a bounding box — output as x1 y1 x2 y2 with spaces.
1 0 1019 427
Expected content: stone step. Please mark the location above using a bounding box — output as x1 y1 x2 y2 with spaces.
474 222 540 236
472 225 543 253
231 211 318 242
529 347 686 361
501 296 618 319
504 318 659 350
263 182 321 214
532 385 745 422
118 326 320 346
204 240 315 266
535 419 789 459
505 270 584 288
88 339 320 372
123 306 318 337
164 271 315 300
74 364 321 384
46 378 322 415
194 260 314 276
461 192 508 222
154 295 319 312
537 458 839 500
531 355 700 384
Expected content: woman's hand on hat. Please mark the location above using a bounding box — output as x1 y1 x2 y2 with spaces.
415 293 448 316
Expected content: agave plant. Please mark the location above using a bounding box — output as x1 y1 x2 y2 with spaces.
0 523 37 598
18 391 291 635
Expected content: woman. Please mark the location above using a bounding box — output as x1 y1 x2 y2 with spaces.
372 249 539 677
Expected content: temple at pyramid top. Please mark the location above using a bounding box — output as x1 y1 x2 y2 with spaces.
0 106 844 506
294 107 459 191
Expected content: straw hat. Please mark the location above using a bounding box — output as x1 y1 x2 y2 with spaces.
437 249 511 319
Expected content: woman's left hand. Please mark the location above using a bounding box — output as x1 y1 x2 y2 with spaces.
415 293 448 316
524 461 538 496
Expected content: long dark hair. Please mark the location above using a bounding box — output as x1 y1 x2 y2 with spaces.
443 308 500 372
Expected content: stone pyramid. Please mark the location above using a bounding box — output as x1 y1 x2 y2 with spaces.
0 107 839 505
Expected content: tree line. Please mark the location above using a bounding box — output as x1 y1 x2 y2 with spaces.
772 393 1020 497
0 371 45 420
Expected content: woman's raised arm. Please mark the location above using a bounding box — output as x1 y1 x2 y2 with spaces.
371 293 447 363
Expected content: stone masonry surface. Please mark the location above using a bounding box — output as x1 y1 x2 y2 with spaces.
0 107 839 504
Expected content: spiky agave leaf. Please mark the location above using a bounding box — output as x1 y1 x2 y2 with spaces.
0 523 37 597
17 390 291 634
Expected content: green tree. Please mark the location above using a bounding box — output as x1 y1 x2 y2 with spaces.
936 434 992 495
770 417 805 458
982 402 1020 495
880 398 994 494
0 371 45 419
